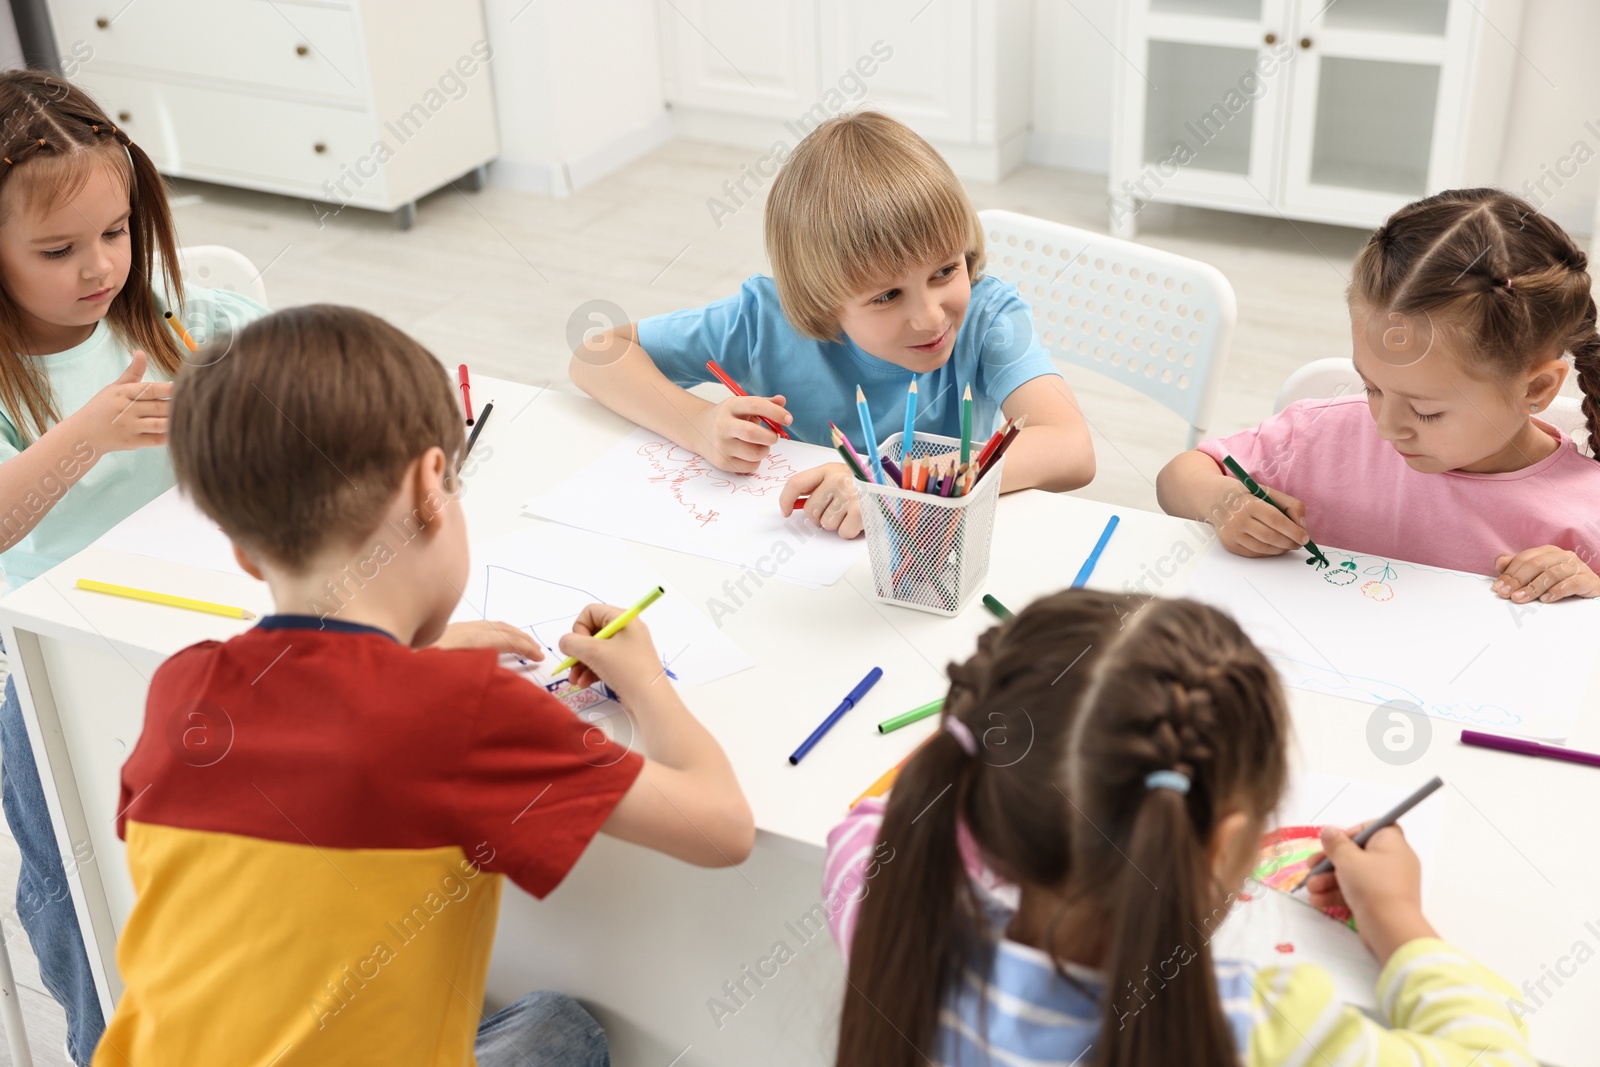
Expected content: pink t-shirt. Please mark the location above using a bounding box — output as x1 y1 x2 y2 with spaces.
1197 396 1600 576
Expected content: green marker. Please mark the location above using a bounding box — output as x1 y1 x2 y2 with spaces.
1221 456 1329 569
553 585 666 674
982 593 1013 620
878 697 943 734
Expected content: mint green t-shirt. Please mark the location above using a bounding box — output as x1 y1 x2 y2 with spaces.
0 287 268 590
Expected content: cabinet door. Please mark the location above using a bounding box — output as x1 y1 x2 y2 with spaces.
1115 0 1293 213
659 0 821 118
1276 0 1454 225
817 0 973 144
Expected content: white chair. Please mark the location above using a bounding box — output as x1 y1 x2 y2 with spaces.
173 245 269 306
977 209 1237 448
1276 356 1592 457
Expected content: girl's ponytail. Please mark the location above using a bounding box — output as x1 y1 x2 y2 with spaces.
1565 293 1600 460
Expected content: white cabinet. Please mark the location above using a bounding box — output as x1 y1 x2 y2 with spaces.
46 0 501 228
1110 0 1522 236
660 0 1031 182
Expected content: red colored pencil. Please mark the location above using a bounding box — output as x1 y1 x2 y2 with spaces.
706 359 790 439
974 419 1011 468
974 420 1025 485
457 364 474 424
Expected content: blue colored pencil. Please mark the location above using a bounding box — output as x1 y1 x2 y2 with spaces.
789 667 884 765
1071 515 1120 589
855 386 887 485
902 380 918 466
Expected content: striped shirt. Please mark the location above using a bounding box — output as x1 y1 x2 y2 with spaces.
826 798 1535 1067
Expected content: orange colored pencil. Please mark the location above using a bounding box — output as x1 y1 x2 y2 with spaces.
851 756 909 809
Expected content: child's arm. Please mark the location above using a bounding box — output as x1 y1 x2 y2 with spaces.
1156 449 1314 558
558 603 755 867
992 376 1095 492
1491 546 1600 603
568 324 792 475
0 351 168 551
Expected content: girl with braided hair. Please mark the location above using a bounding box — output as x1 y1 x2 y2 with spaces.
1158 188 1600 601
0 69 266 1063
826 591 1533 1067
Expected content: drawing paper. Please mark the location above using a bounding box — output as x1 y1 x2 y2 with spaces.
96 486 250 579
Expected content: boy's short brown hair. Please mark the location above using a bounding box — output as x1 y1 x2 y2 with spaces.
764 110 985 341
171 305 465 570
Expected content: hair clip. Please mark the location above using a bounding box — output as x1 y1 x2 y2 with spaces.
1505 277 1514 290
1144 769 1190 795
943 716 977 757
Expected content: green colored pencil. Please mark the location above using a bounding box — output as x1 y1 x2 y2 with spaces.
958 383 973 468
830 424 870 482
878 697 943 734
1220 455 1329 568
982 593 1013 620
553 585 666 673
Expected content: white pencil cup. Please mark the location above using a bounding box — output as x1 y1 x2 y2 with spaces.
854 431 1004 616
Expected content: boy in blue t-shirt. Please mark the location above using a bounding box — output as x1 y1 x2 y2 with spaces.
568 111 1095 539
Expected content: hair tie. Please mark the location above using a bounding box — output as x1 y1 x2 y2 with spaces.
1505 276 1514 290
1144 769 1190 795
944 716 977 757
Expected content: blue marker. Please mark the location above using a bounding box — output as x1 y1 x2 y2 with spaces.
789 667 884 765
1071 515 1120 589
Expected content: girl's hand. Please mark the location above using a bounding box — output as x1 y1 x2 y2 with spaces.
1302 824 1437 962
693 393 791 473
71 350 172 453
1492 546 1600 603
1211 481 1311 558
433 620 544 660
780 463 864 539
558 603 669 697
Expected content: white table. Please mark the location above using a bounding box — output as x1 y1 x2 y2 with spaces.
2 377 1595 1066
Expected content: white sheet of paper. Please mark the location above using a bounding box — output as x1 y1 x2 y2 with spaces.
1184 543 1600 739
523 428 864 587
1211 773 1446 1011
451 523 754 694
96 486 249 579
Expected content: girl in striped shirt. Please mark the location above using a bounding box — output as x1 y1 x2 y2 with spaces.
827 590 1533 1067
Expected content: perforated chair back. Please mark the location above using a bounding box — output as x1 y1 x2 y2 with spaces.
978 209 1237 448
173 245 269 306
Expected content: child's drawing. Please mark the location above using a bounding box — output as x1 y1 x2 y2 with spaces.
1322 555 1359 586
1361 559 1399 601
1316 552 1401 600
1252 825 1354 929
638 441 801 528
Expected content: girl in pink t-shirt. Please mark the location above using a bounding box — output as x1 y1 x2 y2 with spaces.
1158 187 1600 601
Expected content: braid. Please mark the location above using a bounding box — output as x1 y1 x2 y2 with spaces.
1570 296 1600 459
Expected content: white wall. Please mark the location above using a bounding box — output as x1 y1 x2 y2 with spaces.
483 0 672 196
1024 0 1600 237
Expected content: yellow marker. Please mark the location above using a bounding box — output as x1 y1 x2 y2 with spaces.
163 310 199 353
77 578 255 620
553 585 666 674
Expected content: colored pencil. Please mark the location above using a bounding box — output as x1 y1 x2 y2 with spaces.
458 364 474 424
975 417 1013 468
878 697 944 734
851 755 910 808
706 359 789 440
902 380 918 465
975 419 1025 485
463 400 493 460
982 594 1013 620
958 383 973 468
1460 730 1600 770
1294 776 1444 890
77 578 256 620
789 667 883 765
880 455 904 487
914 460 929 492
1221 455 1329 568
831 425 871 482
162 311 198 354
553 585 666 674
1071 515 1120 589
856 386 887 485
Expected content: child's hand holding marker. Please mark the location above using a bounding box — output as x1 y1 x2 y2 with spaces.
432 620 544 660
1492 545 1600 603
780 463 864 538
73 350 172 452
693 391 793 473
1300 823 1438 961
557 600 665 695
1216 482 1314 559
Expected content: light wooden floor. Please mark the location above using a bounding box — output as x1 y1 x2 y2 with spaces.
0 139 1381 1062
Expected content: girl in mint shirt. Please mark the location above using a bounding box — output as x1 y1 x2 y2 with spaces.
0 70 265 1063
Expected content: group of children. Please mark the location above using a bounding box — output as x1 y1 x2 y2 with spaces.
0 64 1588 1065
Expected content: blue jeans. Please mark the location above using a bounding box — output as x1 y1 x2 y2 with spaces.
0 669 105 1065
476 991 609 1066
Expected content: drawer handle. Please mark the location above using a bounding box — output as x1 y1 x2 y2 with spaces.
313 142 326 154
117 110 130 123
1300 36 1313 49
1264 32 1277 45
296 44 309 57
95 17 108 29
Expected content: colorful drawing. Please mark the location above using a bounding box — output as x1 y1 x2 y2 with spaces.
637 441 800 528
1322 555 1359 586
1253 825 1354 929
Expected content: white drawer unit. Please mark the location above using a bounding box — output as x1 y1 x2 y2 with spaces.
46 0 501 228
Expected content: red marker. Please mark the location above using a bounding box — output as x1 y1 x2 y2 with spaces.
705 359 789 440
458 364 474 425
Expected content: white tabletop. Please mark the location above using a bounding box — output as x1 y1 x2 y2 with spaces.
3 376 1596 1063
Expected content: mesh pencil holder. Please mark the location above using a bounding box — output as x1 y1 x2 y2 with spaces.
854 431 1004 616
